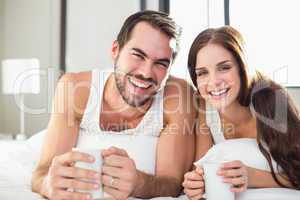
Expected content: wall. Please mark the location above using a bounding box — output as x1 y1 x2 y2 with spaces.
0 0 61 135
287 88 300 111
146 0 159 10
66 0 140 72
0 0 141 136
0 0 4 132
169 0 209 80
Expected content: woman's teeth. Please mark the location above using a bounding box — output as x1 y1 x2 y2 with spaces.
210 88 229 96
129 77 151 89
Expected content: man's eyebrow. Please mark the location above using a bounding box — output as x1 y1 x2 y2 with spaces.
132 48 148 57
156 58 170 65
132 48 170 65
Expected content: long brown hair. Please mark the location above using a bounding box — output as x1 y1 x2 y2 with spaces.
250 73 300 189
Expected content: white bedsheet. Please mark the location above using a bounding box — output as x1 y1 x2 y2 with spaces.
0 130 299 200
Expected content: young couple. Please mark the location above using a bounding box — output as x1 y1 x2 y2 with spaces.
31 10 300 200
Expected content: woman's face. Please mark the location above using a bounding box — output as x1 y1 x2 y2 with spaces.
195 43 241 110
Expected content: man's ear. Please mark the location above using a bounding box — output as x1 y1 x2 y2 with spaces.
111 41 120 60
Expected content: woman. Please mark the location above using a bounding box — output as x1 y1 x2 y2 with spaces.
182 26 300 200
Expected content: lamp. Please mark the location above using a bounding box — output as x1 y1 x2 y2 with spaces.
1 58 40 140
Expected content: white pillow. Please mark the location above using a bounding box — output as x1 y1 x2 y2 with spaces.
27 129 46 152
195 138 278 172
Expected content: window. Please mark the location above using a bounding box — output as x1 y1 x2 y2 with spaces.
230 0 300 86
169 0 225 82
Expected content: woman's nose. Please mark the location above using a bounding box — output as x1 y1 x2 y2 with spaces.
207 73 223 88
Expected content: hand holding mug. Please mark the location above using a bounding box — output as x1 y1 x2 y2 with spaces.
101 147 139 200
182 167 205 200
42 150 101 200
217 160 249 193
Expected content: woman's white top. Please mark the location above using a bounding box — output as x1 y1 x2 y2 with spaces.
205 102 226 144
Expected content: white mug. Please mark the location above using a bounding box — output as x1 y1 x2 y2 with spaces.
72 148 104 199
203 162 235 200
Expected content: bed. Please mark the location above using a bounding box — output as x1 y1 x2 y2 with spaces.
0 130 299 200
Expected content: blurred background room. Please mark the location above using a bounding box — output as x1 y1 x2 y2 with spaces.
0 0 299 140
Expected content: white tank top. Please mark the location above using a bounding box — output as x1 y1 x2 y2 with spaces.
205 102 226 144
76 69 164 175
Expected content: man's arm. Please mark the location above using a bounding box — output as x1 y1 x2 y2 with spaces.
133 77 196 197
133 171 182 198
31 72 92 197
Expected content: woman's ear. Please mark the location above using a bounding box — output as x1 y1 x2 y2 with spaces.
111 41 120 60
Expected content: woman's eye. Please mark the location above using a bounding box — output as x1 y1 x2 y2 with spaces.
219 65 231 71
196 71 208 77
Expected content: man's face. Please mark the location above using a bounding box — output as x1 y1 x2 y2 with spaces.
112 22 173 107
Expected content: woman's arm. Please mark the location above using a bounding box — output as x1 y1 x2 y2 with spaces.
247 167 292 188
195 98 214 161
183 98 214 199
218 161 293 193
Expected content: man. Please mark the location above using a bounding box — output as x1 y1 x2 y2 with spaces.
32 10 196 200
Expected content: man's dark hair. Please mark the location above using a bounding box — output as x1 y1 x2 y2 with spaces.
117 10 181 60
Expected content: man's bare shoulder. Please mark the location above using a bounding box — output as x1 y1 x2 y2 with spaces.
57 71 92 118
59 71 92 83
163 75 196 118
164 75 194 96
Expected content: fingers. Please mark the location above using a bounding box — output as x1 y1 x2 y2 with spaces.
103 154 127 168
53 151 95 166
100 152 137 200
218 168 244 177
102 165 124 179
230 175 248 193
217 160 248 193
47 151 103 199
223 176 247 186
102 174 118 189
54 178 100 191
231 184 247 193
54 190 92 200
184 188 204 199
182 179 204 189
183 170 205 200
184 171 204 181
195 166 204 175
220 160 243 170
189 193 204 200
56 166 101 182
102 155 136 181
217 161 247 181
101 174 132 192
102 147 128 158
182 171 204 194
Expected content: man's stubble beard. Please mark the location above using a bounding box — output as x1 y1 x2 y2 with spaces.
114 63 157 108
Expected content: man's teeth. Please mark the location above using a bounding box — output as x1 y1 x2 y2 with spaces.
129 77 151 89
210 88 228 96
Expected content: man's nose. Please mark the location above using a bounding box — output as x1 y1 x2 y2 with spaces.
137 61 153 79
